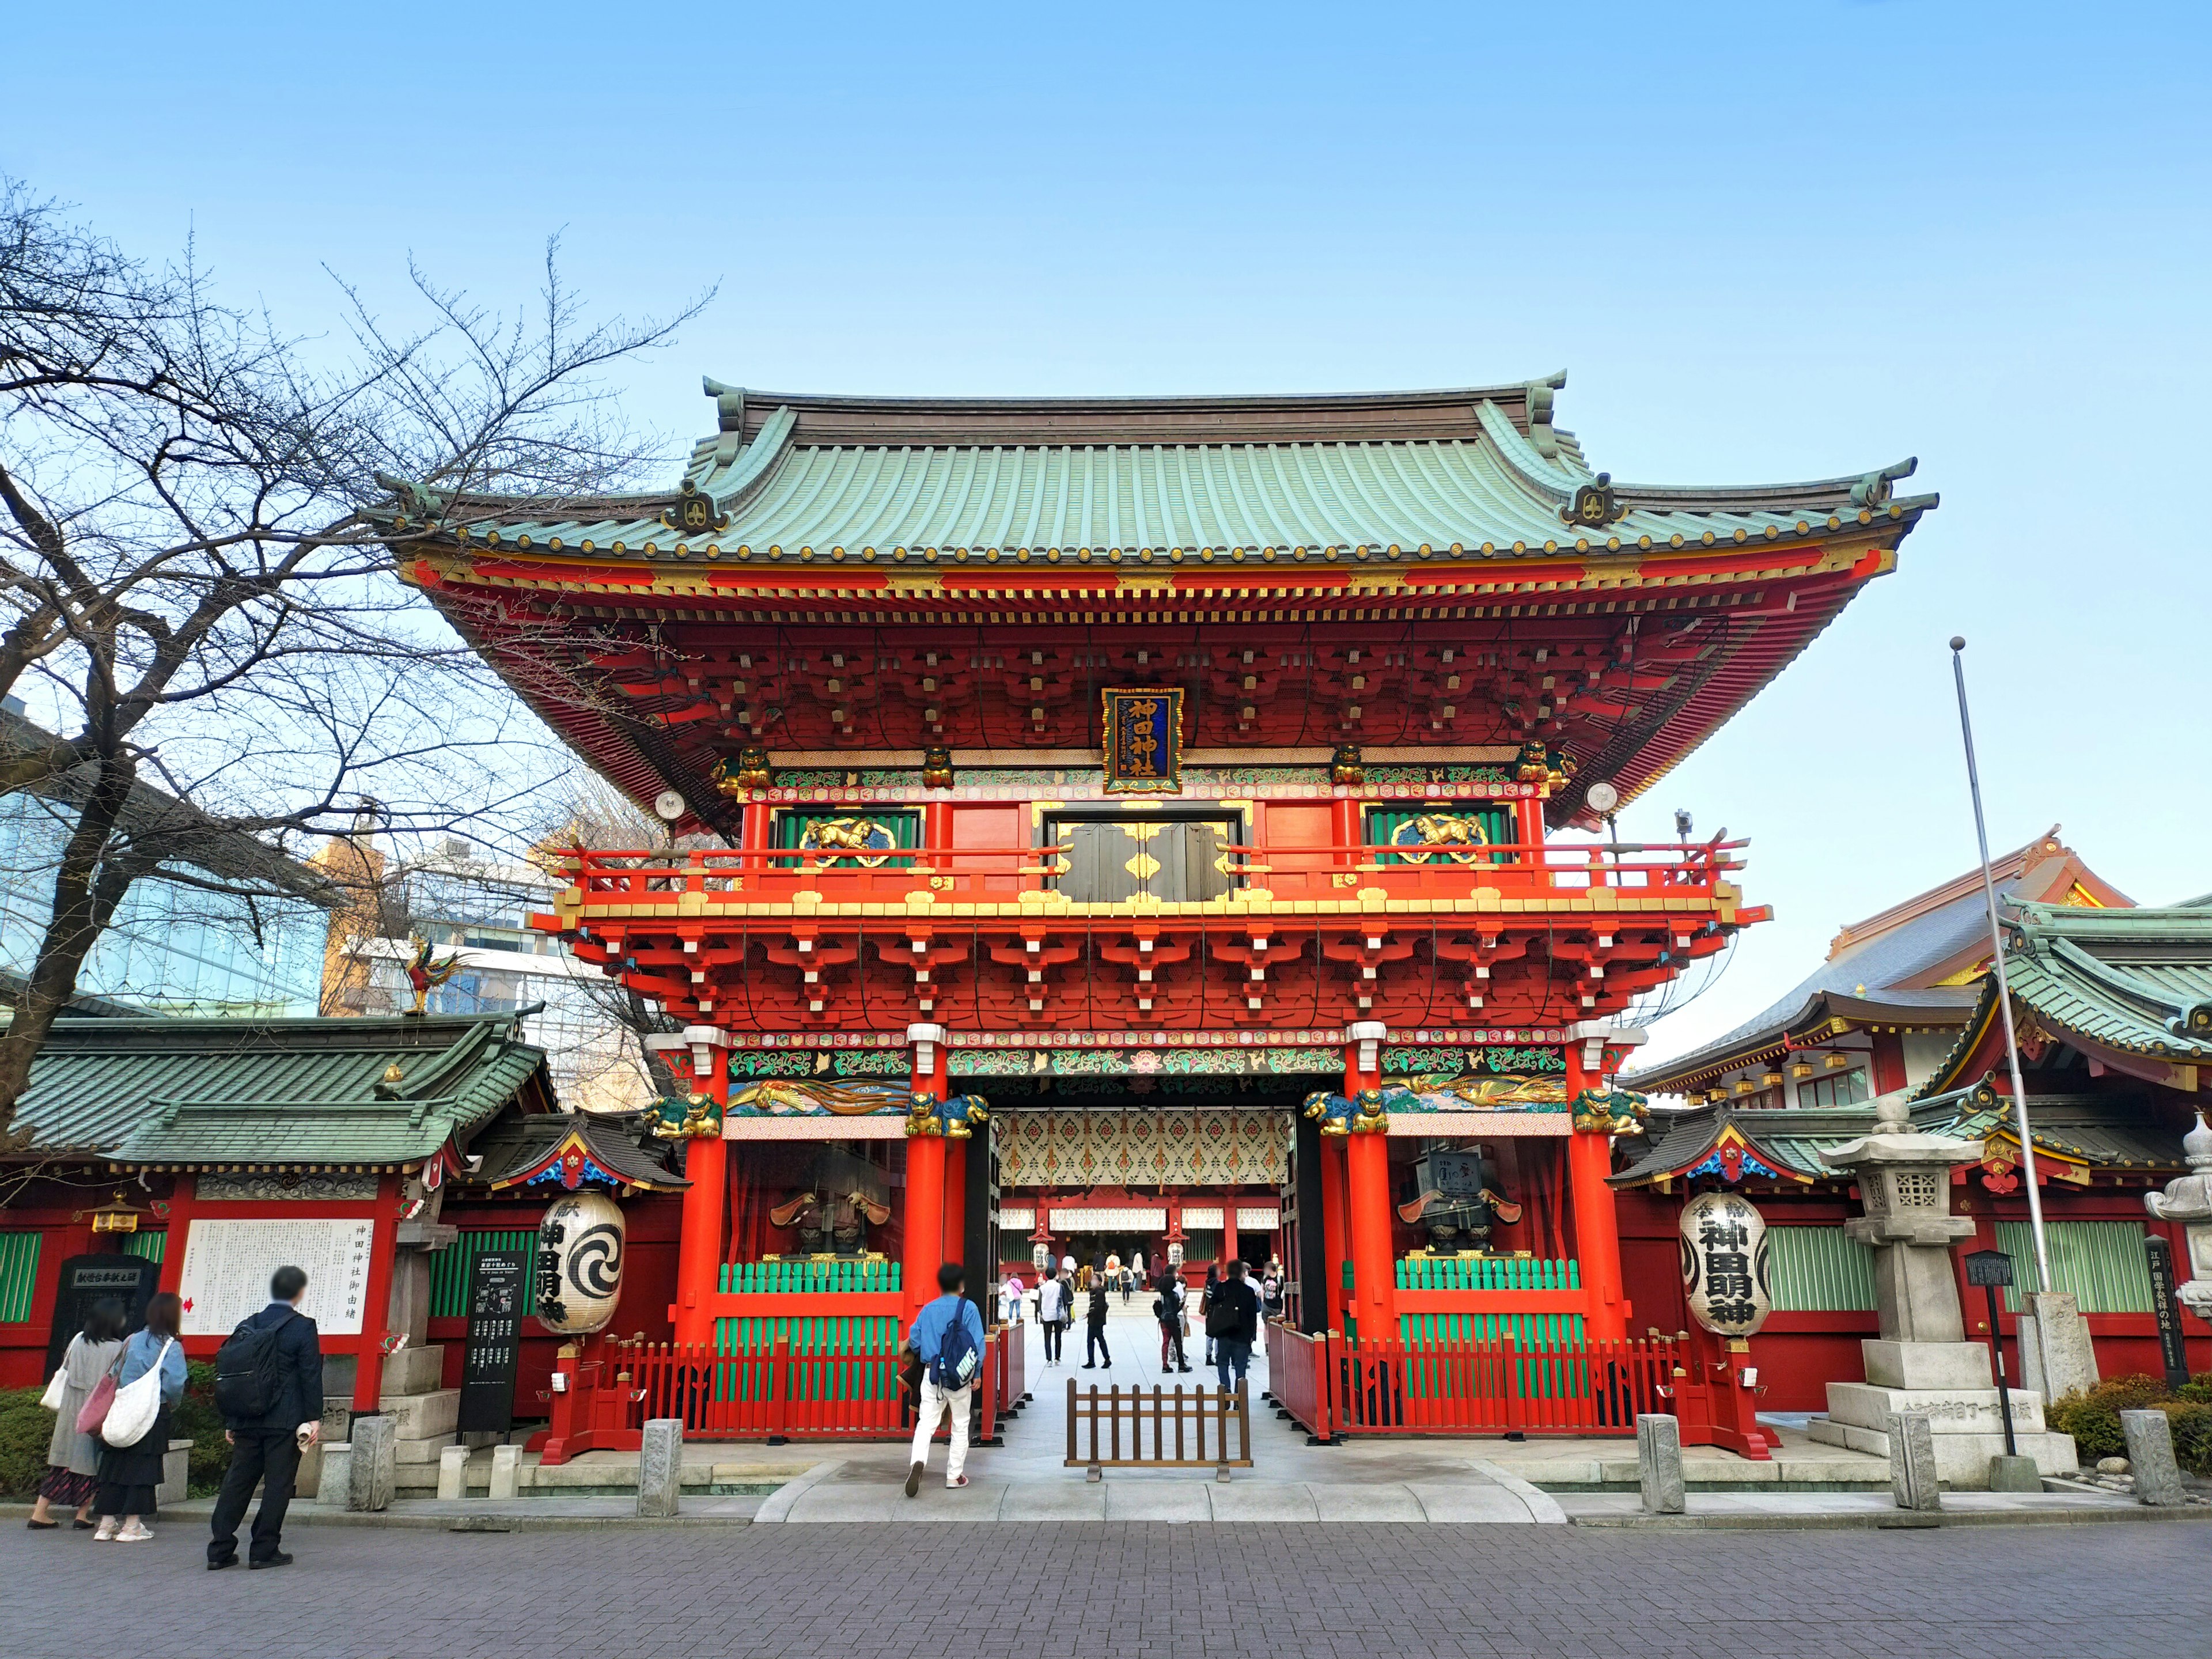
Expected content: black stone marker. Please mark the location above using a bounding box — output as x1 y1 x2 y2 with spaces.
1963 1247 2018 1459
2143 1234 2190 1391
458 1250 528 1435
44 1253 160 1376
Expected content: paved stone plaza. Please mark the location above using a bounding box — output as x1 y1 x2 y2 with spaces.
3 1514 2206 1659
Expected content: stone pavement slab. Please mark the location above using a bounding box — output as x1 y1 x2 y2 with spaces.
1306 1481 1428 1521
1103 1480 1214 1521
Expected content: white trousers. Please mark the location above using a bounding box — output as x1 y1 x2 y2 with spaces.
908 1377 973 1484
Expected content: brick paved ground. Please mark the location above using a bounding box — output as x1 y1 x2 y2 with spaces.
5 1519 2207 1659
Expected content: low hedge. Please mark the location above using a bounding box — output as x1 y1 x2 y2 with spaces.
2048 1372 2212 1475
1 1360 233 1499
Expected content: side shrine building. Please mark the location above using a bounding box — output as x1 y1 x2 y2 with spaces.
361 376 1936 1450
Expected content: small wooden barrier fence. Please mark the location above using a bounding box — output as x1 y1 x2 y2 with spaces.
1065 1380 1252 1480
1265 1322 1685 1442
536 1327 1024 1463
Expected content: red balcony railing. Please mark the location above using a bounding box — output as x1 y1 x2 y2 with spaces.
544 838 1747 912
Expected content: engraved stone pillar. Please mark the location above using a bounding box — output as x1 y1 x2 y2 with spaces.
1886 1411 1941 1512
2120 1410 2186 1507
638 1418 683 1517
347 1415 396 1513
1636 1414 1685 1515
488 1441 521 1500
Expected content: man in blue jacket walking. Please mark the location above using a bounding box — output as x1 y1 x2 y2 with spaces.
207 1264 324 1570
904 1262 986 1496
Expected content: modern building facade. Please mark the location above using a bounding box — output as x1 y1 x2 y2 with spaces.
0 702 329 1017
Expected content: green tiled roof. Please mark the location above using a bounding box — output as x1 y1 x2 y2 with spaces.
1914 902 2212 1097
2002 904 2212 1060
376 381 1934 565
1612 1081 2191 1190
9 1013 553 1165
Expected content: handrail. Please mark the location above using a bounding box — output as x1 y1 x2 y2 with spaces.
551 840 1745 883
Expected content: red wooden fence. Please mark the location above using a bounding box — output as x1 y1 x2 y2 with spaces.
1264 1320 1334 1442
1262 1322 1685 1442
537 1329 1013 1460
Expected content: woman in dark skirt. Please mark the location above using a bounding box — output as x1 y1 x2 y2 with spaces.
30 1298 126 1530
92 1292 185 1543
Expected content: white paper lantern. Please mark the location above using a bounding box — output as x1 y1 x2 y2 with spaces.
1679 1191 1771 1340
537 1191 626 1335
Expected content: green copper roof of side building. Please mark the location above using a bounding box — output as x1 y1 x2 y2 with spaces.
8 1012 557 1166
374 378 1934 564
1915 902 2212 1097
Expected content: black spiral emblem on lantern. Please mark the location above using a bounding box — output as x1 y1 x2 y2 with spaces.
566 1221 623 1300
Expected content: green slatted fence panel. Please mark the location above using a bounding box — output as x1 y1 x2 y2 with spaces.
0 1231 41 1323
1767 1226 1877 1312
123 1230 167 1264
429 1230 540 1319
1995 1220 2156 1313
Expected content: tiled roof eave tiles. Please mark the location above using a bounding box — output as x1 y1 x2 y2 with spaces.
368 381 1934 571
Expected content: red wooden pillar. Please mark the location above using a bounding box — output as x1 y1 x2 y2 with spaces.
1870 1031 1908 1095
1343 1022 1397 1346
1514 790 1547 877
670 1036 732 1347
154 1174 196 1297
1320 1138 1349 1334
905 1024 951 1320
1221 1202 1240 1271
353 1172 403 1412
1565 1040 1630 1343
673 1135 728 1347
942 1140 968 1271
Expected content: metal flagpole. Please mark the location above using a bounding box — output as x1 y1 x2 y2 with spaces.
1949 637 2051 1290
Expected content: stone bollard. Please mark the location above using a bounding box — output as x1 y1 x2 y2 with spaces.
1635 1413 1685 1515
1885 1411 1941 1513
488 1442 522 1501
638 1418 683 1518
2120 1410 2186 1507
437 1444 471 1501
320 1444 351 1505
347 1415 396 1513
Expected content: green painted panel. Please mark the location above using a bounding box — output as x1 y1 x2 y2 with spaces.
430 1229 540 1319
1767 1226 1877 1312
1364 805 1516 865
122 1230 167 1264
771 809 921 869
0 1231 41 1323
1996 1220 2156 1313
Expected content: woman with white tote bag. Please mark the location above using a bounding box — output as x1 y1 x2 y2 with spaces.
27 1299 126 1531
92 1292 185 1543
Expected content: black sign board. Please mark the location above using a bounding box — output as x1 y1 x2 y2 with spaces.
457 1250 528 1435
1963 1248 2015 1289
1427 1150 1488 1200
44 1253 161 1376
2144 1234 2190 1391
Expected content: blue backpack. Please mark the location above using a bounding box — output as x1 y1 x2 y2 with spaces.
930 1298 982 1389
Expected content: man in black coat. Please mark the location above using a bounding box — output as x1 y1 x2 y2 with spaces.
208 1263 324 1570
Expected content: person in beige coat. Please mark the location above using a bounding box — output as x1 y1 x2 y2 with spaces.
29 1298 127 1531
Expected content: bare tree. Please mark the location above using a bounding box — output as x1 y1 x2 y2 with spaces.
0 177 711 1134
531 773 711 1102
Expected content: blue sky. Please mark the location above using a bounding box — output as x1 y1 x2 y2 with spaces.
6 2 2207 1062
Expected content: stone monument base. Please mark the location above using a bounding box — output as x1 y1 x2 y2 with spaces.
1806 1339 2078 1487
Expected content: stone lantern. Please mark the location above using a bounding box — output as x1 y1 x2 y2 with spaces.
2146 1116 2212 1320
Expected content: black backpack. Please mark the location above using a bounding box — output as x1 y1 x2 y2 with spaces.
213 1309 294 1420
